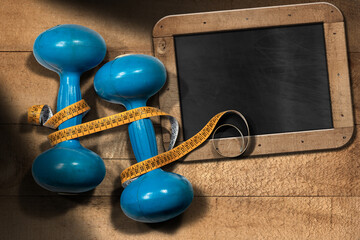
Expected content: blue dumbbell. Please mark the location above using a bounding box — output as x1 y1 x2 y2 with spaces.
32 24 106 193
94 54 193 223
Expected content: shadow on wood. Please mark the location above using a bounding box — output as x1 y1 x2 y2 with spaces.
18 170 95 218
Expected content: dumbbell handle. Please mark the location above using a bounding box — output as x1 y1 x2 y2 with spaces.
57 72 82 130
125 100 159 163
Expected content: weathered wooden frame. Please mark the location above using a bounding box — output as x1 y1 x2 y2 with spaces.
152 2 354 160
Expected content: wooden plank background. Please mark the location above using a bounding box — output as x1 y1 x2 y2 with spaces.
0 0 359 239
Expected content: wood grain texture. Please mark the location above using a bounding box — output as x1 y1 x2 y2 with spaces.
0 196 359 240
153 37 182 141
1 0 360 52
1 0 360 239
324 22 353 129
153 2 343 37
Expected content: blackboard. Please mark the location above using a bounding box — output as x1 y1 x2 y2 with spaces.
174 23 333 140
153 3 353 159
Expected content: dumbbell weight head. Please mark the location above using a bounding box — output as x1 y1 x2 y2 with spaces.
120 168 194 222
94 54 166 108
33 24 106 73
94 54 193 222
32 25 106 193
32 141 106 193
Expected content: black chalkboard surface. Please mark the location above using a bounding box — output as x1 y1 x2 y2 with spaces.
174 23 333 140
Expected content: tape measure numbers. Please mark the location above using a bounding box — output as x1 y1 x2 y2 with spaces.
28 99 90 129
120 110 249 186
28 100 249 186
47 107 176 147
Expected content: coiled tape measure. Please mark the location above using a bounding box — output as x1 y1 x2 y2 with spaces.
28 100 250 187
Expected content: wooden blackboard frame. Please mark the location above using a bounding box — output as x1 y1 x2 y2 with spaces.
152 2 354 160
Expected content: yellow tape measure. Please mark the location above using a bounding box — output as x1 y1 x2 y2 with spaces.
28 100 249 187
120 110 250 186
48 107 172 146
28 99 90 129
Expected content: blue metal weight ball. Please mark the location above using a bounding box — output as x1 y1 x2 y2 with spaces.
94 54 194 223
32 24 106 193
